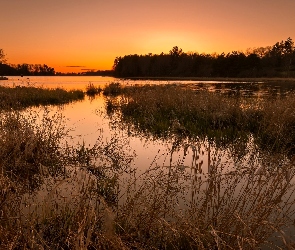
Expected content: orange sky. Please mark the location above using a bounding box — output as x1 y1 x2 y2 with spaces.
1 0 295 73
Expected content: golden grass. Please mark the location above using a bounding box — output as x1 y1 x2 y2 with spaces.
1 84 295 249
0 85 84 110
1 119 295 249
105 83 295 154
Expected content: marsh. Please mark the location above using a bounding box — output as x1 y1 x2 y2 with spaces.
1 76 295 249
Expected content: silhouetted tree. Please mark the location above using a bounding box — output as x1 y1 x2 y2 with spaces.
112 38 295 78
0 49 7 64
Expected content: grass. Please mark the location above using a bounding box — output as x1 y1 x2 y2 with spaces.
1 117 295 248
85 82 102 96
1 83 295 248
0 109 68 190
104 83 295 154
0 85 84 110
103 82 125 96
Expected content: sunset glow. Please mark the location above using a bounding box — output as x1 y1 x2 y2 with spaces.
1 0 295 73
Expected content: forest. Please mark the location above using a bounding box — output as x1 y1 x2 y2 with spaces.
112 38 295 78
1 38 295 78
0 63 55 76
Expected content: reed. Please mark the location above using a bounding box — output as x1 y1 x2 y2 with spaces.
1 135 295 249
105 84 295 154
85 82 102 96
1 83 295 249
103 82 124 96
0 85 84 110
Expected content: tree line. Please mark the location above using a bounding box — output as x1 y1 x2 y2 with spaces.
0 63 55 76
113 38 295 78
0 49 55 76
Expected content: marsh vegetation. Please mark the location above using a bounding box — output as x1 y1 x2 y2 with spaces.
1 80 295 249
0 85 84 110
106 83 295 154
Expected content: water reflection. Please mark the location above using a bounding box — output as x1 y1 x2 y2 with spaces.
2 77 295 248
3 76 295 97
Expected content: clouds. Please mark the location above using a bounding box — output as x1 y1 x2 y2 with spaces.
66 66 86 68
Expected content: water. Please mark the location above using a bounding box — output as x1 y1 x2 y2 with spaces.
3 75 295 95
5 76 294 174
4 76 295 247
2 75 116 90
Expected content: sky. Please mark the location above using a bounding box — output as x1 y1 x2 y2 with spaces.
1 0 295 73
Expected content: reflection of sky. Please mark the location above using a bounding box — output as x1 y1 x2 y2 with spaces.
5 76 295 98
16 78 295 245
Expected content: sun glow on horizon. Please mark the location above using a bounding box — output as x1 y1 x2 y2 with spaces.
1 0 295 73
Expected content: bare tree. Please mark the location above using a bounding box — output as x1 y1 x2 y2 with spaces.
0 49 7 64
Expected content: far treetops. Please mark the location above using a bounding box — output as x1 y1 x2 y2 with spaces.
113 38 295 78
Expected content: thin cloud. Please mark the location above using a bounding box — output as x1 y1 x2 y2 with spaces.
66 65 86 68
81 68 97 71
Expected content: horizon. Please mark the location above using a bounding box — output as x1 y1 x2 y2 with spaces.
1 0 295 73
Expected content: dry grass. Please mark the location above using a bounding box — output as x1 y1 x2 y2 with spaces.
105 83 295 154
1 111 295 249
85 82 102 96
1 84 295 249
103 82 125 96
115 142 295 249
0 108 68 191
0 85 84 110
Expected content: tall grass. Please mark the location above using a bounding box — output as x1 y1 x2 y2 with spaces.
1 83 295 249
0 85 84 109
0 108 68 191
1 108 295 249
116 143 295 249
104 84 295 154
85 82 102 96
103 82 124 96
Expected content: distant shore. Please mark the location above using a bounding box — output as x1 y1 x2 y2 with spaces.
122 76 295 83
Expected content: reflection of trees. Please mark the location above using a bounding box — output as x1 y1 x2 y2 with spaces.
113 38 295 78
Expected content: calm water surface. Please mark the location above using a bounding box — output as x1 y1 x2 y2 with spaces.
7 76 295 171
9 76 295 247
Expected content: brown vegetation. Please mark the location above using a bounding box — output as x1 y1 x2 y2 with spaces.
1 84 295 249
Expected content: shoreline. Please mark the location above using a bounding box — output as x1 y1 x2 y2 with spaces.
120 76 295 83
